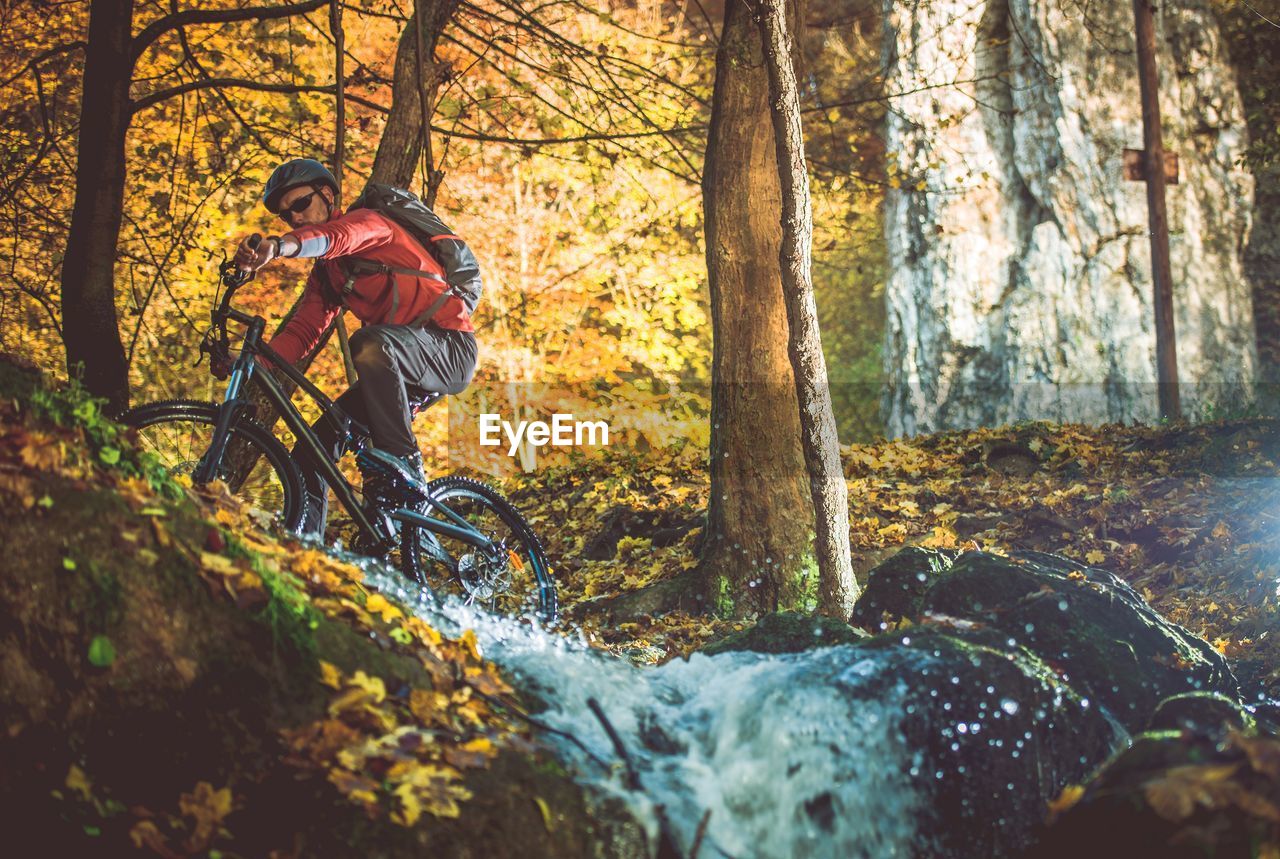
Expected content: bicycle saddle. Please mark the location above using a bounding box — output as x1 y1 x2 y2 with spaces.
407 386 444 419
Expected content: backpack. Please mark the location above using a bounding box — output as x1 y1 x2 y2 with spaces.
322 183 484 327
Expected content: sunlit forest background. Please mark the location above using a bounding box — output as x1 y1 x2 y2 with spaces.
0 0 886 470
4 0 1279 462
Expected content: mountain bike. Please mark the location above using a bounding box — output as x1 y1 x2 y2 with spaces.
119 241 557 623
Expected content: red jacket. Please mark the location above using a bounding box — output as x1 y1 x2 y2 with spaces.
268 209 474 366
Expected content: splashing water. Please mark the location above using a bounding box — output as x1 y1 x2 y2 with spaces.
359 562 929 858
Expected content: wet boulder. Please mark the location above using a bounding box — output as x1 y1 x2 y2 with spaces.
844 625 1120 858
1024 720 1280 858
855 549 1237 733
849 547 957 630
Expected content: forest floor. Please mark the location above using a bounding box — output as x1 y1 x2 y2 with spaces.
11 356 1280 686
491 418 1280 696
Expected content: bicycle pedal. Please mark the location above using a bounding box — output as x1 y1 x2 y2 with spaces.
356 448 429 504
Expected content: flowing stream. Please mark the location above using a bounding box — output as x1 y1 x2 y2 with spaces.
355 562 999 858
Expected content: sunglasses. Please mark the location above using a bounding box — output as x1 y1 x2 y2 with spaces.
278 189 321 219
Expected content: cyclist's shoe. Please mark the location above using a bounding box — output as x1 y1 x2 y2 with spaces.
357 448 429 506
355 450 429 558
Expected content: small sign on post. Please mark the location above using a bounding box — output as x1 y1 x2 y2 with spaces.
1123 148 1180 185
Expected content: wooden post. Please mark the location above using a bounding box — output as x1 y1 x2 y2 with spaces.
1133 0 1181 420
330 0 357 384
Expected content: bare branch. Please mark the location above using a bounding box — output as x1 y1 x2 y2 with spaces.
131 0 329 63
0 40 86 90
429 122 703 146
131 78 388 114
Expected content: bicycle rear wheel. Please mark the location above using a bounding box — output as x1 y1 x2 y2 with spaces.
400 475 557 623
120 400 305 532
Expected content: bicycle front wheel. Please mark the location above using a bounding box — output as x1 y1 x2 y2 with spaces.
120 400 305 532
400 475 557 623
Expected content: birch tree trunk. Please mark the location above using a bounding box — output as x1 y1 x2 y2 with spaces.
756 0 858 618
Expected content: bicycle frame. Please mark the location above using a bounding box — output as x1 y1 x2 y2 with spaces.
201 294 497 568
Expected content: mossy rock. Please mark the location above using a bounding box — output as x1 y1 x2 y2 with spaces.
849 547 956 631
840 625 1119 858
1147 691 1254 736
1024 723 1280 858
860 548 1237 733
701 610 867 655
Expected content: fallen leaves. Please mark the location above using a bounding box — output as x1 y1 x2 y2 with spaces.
197 550 268 609
19 431 63 470
286 660 507 827
1046 783 1084 821
1144 763 1242 822
126 781 236 857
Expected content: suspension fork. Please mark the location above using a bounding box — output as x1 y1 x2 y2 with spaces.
193 318 264 485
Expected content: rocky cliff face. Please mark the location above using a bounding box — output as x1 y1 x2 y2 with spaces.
881 0 1257 436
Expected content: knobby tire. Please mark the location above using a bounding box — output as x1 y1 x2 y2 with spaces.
400 475 557 624
119 400 305 532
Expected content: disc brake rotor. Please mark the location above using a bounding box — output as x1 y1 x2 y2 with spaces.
457 546 515 603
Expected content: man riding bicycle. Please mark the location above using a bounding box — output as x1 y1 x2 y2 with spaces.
233 158 480 541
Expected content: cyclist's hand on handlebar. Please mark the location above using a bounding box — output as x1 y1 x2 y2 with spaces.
233 234 276 275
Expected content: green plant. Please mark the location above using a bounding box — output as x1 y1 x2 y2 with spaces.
29 378 182 498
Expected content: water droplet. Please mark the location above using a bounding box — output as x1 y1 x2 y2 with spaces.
1058 599 1069 611
986 685 995 694
957 723 969 734
1024 622 1036 633
1000 698 1019 716
917 572 928 582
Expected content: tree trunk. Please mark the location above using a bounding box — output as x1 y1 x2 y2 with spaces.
61 0 133 413
698 0 817 617
369 0 460 193
227 0 459 483
756 0 858 618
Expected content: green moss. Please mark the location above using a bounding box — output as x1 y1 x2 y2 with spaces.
714 573 735 617
225 533 319 662
793 552 819 614
702 610 865 655
80 561 124 630
0 360 41 404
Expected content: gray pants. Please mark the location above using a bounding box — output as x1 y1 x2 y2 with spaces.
295 323 477 535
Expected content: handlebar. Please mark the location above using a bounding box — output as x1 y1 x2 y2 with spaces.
214 233 262 317
203 234 262 376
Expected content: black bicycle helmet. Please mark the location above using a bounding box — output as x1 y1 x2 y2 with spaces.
262 158 338 213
